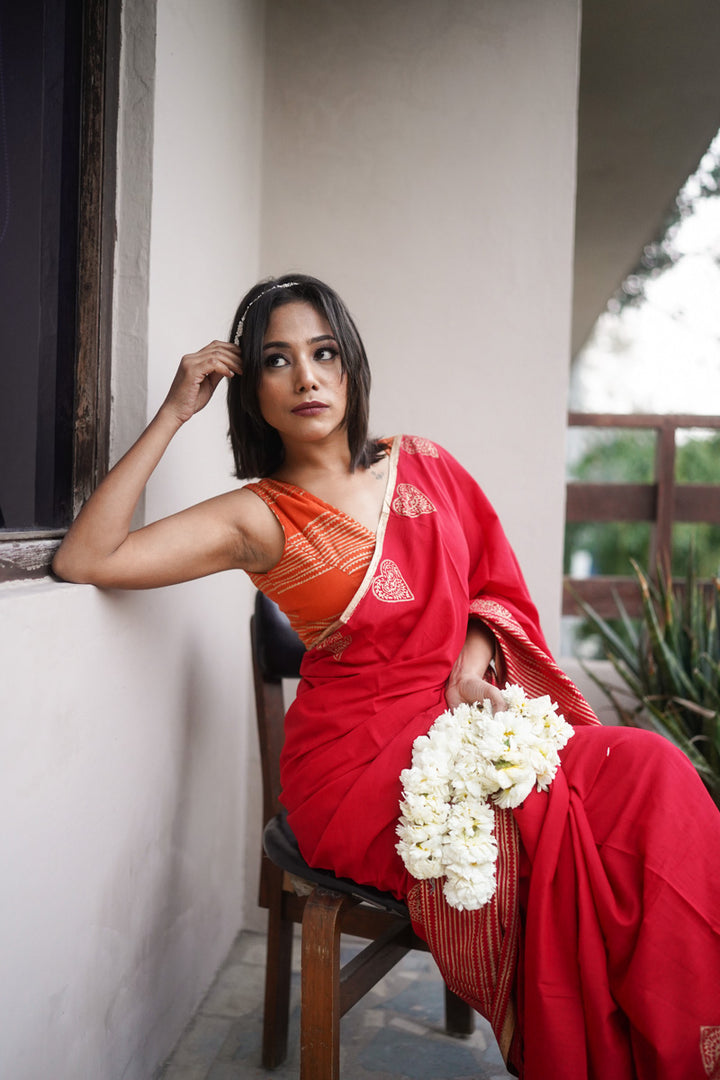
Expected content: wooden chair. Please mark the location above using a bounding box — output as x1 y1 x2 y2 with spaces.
251 590 474 1079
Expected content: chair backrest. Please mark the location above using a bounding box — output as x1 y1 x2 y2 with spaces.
251 590 305 828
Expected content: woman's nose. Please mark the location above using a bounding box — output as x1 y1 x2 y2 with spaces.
294 356 318 391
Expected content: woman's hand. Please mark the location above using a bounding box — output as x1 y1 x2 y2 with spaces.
445 619 505 713
52 338 267 588
161 341 242 425
445 672 505 713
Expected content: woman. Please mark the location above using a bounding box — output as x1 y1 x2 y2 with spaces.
54 275 720 1079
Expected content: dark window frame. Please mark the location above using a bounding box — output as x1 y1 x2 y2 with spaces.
0 0 120 582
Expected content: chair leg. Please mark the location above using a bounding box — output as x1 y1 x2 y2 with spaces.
300 888 354 1080
262 882 295 1067
444 985 475 1037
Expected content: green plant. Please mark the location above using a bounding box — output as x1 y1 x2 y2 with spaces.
576 559 720 807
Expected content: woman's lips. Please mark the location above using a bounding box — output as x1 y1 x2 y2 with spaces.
291 402 329 416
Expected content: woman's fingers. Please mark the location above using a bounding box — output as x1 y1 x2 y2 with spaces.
446 675 506 713
185 341 242 377
480 682 506 712
163 342 243 422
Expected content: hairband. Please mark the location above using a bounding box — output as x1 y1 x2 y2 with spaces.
233 281 302 345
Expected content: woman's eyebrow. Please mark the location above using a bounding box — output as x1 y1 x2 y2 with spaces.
263 334 337 350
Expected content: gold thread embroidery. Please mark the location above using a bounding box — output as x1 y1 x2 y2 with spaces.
392 483 437 517
371 559 414 603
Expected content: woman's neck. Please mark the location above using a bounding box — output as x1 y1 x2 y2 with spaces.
274 430 353 485
273 435 391 536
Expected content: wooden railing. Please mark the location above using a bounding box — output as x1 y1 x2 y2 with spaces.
563 413 720 617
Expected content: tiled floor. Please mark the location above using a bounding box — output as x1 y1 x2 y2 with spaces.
159 931 513 1079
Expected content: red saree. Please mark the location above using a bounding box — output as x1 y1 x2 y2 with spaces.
274 435 720 1079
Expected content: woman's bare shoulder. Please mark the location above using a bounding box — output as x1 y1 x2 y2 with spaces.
201 484 285 572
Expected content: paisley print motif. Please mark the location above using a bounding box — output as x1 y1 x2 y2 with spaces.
371 559 414 603
392 483 436 517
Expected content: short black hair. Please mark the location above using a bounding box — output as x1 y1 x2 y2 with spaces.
227 273 384 478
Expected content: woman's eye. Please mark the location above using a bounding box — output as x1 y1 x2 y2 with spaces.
264 354 289 369
315 347 338 362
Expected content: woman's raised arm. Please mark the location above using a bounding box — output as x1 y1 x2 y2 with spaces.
52 341 283 588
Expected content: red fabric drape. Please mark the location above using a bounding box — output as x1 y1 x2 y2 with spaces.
281 436 551 899
518 721 720 1080
274 436 720 1078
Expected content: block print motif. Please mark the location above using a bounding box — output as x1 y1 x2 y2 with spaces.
392 483 436 517
401 436 439 457
321 629 352 662
701 1027 720 1078
372 559 414 603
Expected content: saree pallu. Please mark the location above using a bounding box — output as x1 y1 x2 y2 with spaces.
277 435 720 1079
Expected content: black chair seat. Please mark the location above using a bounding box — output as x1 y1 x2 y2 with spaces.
264 811 409 918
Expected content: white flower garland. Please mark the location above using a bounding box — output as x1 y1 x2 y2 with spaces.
396 684 574 910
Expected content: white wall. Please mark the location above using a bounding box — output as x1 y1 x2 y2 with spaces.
260 0 581 651
1 2 583 1077
0 1 265 1077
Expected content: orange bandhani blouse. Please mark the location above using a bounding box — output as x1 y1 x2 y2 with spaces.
244 479 375 647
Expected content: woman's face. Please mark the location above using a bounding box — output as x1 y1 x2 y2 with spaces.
257 301 348 449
